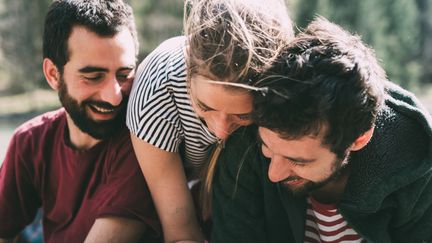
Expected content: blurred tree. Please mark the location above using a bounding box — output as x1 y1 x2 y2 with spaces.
0 0 184 94
416 0 432 84
0 0 430 95
130 0 183 60
380 0 421 88
0 0 49 94
292 0 318 29
290 0 422 89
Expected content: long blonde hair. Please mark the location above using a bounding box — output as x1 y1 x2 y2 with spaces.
183 0 295 219
200 140 224 220
184 0 294 83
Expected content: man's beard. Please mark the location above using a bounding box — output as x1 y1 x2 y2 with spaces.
58 78 127 140
280 155 349 196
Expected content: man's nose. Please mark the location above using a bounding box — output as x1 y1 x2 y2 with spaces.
268 156 292 183
100 78 122 106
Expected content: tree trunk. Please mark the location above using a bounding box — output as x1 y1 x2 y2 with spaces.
416 0 432 83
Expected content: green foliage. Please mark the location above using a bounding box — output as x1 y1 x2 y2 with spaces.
0 0 430 95
130 0 183 59
290 0 427 89
0 0 49 93
415 0 432 84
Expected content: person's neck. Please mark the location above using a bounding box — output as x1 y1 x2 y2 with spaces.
309 167 351 204
66 115 101 150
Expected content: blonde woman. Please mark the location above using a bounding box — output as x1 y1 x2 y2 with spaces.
126 0 294 241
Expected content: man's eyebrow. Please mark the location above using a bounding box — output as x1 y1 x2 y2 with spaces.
118 66 135 72
78 66 135 73
283 155 315 164
257 131 315 163
78 66 108 73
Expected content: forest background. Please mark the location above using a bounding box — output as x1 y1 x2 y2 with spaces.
0 0 431 160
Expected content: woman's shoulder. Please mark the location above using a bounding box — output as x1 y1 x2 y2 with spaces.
156 36 187 52
142 36 186 65
134 36 186 85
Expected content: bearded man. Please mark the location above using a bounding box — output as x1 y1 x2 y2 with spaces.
0 1 161 242
212 17 432 243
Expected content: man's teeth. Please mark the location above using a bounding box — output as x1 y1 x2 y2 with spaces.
284 178 300 184
92 105 114 113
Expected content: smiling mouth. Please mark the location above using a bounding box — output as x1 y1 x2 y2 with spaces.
282 178 303 186
88 104 117 114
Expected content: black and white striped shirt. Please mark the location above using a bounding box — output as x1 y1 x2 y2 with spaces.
126 36 218 170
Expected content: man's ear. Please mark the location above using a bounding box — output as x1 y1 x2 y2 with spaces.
349 126 375 152
43 58 61 90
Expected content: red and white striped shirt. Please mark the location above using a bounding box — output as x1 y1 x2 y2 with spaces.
304 197 366 243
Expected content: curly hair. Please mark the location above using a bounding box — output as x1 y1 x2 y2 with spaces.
253 17 386 157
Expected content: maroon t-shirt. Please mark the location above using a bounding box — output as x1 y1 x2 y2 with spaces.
0 108 161 242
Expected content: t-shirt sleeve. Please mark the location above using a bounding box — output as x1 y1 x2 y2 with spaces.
126 38 184 153
0 132 41 238
93 134 161 239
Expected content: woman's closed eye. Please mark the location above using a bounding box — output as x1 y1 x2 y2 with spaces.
236 113 252 121
196 101 212 112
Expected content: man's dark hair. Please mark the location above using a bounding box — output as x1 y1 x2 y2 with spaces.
43 0 138 73
253 17 387 157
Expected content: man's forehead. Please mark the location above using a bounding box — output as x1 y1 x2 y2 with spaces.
258 127 327 148
65 26 136 70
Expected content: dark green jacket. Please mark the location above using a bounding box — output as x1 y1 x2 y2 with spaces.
212 82 432 243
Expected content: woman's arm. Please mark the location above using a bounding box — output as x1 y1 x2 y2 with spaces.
85 217 146 243
131 135 204 243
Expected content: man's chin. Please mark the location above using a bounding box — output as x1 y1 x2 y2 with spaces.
87 119 123 139
280 183 309 196
280 181 326 197
71 114 123 140
82 106 126 139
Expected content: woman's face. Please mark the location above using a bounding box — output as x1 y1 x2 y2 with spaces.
189 74 253 139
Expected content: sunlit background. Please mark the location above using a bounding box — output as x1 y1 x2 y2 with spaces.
1 0 431 163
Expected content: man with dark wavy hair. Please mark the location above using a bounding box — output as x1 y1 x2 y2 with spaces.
212 17 432 243
0 1 161 242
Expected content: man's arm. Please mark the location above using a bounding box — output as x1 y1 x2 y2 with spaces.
84 217 145 243
131 135 204 243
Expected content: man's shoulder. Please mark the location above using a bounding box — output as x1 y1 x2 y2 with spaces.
345 89 432 208
378 83 431 161
101 126 138 165
106 126 132 148
13 108 66 140
137 36 185 72
132 36 186 97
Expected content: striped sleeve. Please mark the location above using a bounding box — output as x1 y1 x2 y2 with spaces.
126 37 185 152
